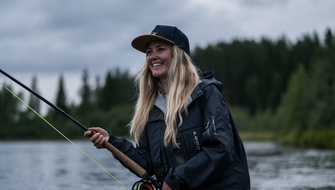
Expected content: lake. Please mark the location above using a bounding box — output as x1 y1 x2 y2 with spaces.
1 141 335 190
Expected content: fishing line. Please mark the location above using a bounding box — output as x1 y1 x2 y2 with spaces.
0 82 129 190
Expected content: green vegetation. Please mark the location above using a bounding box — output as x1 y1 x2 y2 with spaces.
1 27 334 149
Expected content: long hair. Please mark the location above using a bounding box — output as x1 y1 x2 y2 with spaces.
129 45 200 147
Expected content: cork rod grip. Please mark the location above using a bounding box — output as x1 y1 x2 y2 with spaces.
103 141 147 177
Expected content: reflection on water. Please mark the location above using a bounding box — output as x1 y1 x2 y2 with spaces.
245 142 335 189
1 141 335 190
0 141 139 190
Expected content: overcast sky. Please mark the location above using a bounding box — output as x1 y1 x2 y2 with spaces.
1 0 334 113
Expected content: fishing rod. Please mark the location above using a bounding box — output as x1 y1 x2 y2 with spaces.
0 69 162 190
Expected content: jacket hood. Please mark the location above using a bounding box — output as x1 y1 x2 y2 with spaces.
200 70 222 92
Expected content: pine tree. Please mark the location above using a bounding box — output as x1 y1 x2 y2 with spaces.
0 84 23 139
77 69 93 115
275 65 309 132
27 75 41 118
98 71 114 111
54 74 69 114
0 84 19 125
325 28 335 50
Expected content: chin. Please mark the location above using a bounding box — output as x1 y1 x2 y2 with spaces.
151 72 162 78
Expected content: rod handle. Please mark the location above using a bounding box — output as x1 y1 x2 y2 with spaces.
103 140 147 177
88 130 148 178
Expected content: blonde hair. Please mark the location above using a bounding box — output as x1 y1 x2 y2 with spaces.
129 45 199 147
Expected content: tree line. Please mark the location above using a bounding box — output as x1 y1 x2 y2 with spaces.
1 27 334 148
191 27 335 148
0 68 135 139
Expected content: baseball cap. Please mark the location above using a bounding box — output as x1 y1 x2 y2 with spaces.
131 25 190 55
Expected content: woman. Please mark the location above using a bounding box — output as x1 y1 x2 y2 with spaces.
84 25 250 189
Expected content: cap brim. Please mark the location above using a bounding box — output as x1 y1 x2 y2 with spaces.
131 34 175 53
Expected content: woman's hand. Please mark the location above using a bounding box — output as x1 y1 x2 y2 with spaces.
162 182 172 190
84 127 110 149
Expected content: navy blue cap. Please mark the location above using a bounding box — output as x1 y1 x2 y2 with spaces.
131 25 190 55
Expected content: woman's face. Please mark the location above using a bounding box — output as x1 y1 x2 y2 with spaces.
146 41 173 81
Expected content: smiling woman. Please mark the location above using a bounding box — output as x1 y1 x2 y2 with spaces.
145 41 173 92
85 25 250 190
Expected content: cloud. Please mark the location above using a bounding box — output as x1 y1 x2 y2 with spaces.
1 0 334 109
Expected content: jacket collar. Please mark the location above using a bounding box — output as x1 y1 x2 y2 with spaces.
154 80 204 114
155 89 167 114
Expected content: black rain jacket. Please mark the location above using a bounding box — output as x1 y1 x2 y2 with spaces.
108 71 250 189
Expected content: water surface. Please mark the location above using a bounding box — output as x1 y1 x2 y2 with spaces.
1 141 335 189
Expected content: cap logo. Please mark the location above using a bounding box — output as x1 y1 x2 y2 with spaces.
151 32 157 35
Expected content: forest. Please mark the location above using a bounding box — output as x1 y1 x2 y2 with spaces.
1 27 335 149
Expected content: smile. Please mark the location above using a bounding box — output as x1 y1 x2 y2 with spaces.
153 63 162 67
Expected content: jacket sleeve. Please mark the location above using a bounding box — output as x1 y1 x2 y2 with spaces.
165 84 237 188
108 129 155 177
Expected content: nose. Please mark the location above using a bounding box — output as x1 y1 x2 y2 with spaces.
147 51 158 61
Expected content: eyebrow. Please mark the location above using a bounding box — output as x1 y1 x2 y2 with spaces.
146 43 166 50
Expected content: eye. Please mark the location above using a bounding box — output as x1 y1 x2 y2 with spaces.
158 47 165 51
146 49 152 56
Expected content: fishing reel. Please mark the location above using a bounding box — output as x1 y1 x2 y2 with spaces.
132 178 162 190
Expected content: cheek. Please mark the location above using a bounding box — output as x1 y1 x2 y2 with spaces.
165 58 173 69
165 61 172 70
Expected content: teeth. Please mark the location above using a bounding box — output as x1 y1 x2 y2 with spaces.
153 63 162 67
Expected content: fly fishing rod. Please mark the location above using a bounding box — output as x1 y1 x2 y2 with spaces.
0 69 162 190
